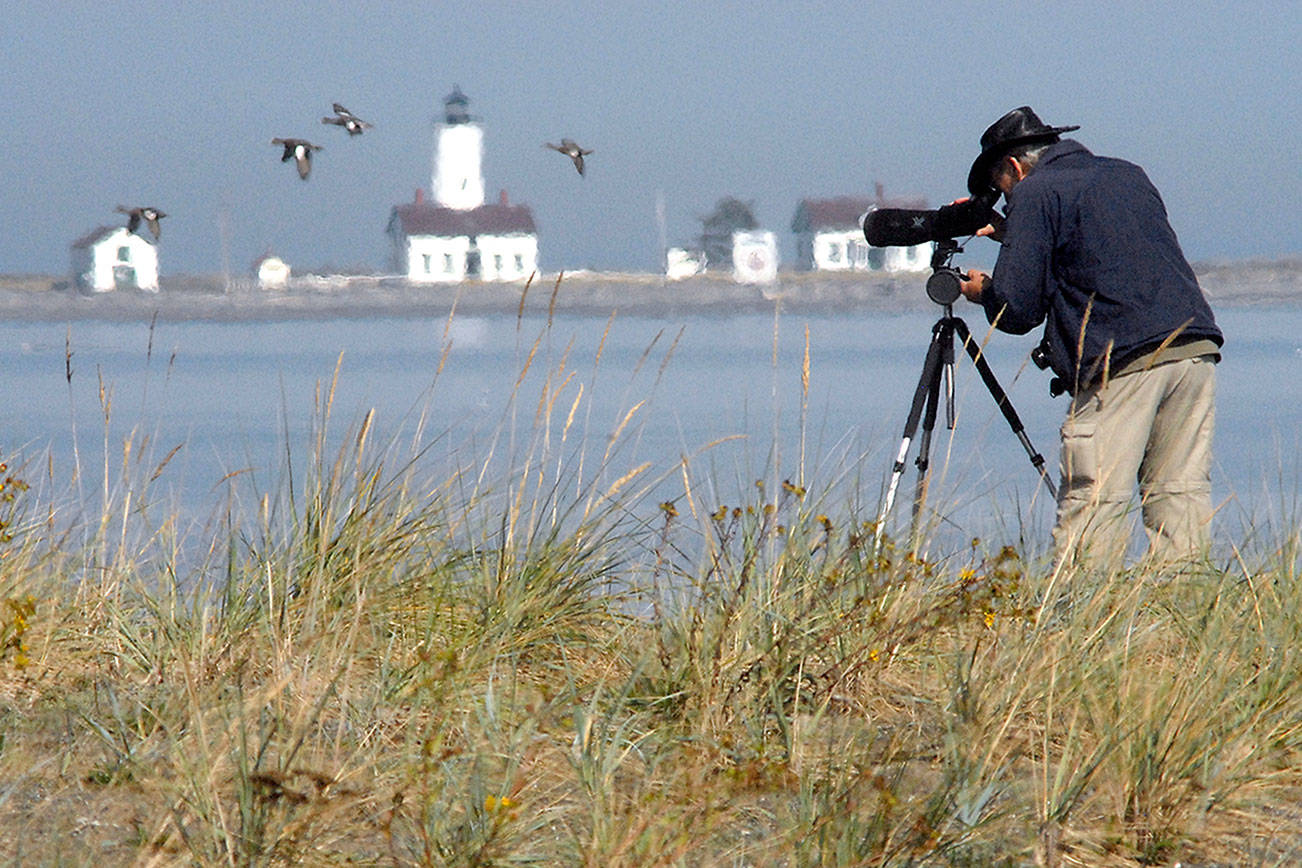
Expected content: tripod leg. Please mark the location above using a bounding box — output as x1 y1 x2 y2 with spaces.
911 326 949 533
952 318 1059 501
876 323 947 551
942 321 957 429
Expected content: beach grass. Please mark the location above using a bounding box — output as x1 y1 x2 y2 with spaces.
2 317 1301 866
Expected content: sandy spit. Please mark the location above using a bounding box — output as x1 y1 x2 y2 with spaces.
0 260 1297 324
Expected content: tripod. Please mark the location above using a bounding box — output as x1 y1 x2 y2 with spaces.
875 243 1057 550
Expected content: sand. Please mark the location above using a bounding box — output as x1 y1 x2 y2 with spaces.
0 259 1297 323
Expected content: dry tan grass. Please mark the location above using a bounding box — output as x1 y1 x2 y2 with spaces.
3 323 1302 866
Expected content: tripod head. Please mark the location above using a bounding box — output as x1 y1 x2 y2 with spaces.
924 239 964 306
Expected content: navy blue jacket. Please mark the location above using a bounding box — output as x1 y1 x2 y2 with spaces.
980 140 1222 392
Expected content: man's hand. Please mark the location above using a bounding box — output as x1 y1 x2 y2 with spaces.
959 269 991 302
975 211 1006 242
940 196 1005 242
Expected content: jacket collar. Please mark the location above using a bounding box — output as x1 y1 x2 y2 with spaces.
1038 138 1091 166
1005 139 1091 210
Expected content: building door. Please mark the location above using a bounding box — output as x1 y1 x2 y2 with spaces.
113 264 138 290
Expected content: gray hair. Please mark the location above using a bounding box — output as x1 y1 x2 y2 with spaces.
1006 141 1054 174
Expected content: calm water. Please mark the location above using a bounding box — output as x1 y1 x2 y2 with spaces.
0 304 1296 556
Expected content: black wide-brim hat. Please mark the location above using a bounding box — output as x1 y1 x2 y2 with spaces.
967 106 1080 195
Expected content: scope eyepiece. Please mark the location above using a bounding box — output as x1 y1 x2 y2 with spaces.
1030 339 1052 370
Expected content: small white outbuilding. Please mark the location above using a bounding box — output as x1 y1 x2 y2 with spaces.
731 231 780 284
254 253 291 290
665 247 707 280
70 226 159 293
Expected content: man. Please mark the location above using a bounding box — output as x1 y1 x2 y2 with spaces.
957 106 1223 567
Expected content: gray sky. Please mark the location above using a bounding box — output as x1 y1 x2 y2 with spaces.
5 1 1298 276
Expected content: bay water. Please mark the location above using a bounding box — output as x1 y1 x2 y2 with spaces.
1 304 1296 559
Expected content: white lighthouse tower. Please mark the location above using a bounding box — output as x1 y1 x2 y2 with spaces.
391 85 538 284
433 86 485 211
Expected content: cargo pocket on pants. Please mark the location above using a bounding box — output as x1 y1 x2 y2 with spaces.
1059 420 1098 497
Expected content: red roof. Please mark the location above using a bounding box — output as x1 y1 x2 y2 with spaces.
390 202 537 237
791 194 928 232
70 225 130 249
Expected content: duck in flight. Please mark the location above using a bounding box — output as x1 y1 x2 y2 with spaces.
116 205 166 240
545 139 593 176
321 103 372 136
271 138 323 179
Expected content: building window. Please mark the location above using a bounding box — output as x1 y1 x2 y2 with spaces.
514 254 524 271
422 254 432 274
444 253 454 272
827 242 841 264
493 254 503 272
849 241 870 269
117 246 131 263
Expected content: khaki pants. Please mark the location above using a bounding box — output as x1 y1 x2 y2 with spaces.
1052 356 1217 568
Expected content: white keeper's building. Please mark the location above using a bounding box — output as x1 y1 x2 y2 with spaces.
69 225 159 293
387 87 538 283
791 186 932 273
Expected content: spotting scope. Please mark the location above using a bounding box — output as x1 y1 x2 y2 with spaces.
861 190 999 247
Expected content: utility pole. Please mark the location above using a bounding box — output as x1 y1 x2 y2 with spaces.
655 189 667 284
218 198 231 293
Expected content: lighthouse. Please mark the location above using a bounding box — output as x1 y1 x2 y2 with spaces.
389 85 538 284
433 85 485 210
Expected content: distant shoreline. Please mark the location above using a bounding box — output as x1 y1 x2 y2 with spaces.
0 258 1297 323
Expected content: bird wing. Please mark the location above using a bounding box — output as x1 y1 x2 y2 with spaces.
333 104 370 127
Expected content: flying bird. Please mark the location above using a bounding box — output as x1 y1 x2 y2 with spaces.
321 103 372 136
271 137 323 179
116 205 166 240
545 139 593 176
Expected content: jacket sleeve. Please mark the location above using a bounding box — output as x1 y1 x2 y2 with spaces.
981 187 1055 335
